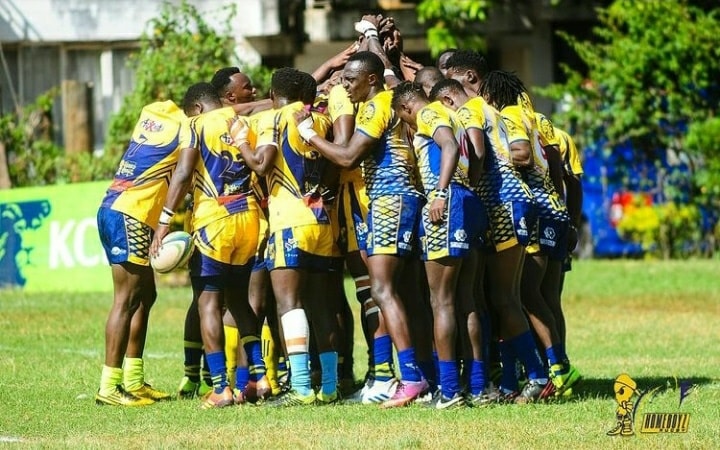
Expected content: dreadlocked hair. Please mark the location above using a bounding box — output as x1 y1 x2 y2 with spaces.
390 81 427 110
479 70 528 110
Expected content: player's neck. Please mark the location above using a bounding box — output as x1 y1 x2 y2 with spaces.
365 84 384 102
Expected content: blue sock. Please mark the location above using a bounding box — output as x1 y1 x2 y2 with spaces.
508 331 547 381
432 351 440 383
235 366 249 391
470 360 486 395
319 351 338 396
242 338 265 381
397 348 422 382
205 351 228 394
288 353 312 396
373 335 394 381
418 360 436 391
499 340 518 392
546 345 562 366
438 360 460 398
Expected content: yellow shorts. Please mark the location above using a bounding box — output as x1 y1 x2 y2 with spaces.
190 211 259 277
266 224 335 271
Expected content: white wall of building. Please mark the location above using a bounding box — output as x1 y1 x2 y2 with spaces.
0 0 278 43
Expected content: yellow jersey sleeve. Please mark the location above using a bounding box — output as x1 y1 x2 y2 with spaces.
328 84 356 122
535 112 559 147
556 128 584 176
501 105 530 144
355 94 391 140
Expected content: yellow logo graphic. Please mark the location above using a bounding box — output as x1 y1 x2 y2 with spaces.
608 374 693 437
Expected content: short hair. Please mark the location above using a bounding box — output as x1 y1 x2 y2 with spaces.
210 67 241 95
391 81 427 110
444 50 489 79
182 82 221 114
479 70 528 110
428 78 465 101
298 70 318 105
346 51 384 80
271 67 305 102
414 67 444 89
436 48 457 66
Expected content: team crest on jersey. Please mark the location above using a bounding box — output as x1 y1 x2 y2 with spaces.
543 226 556 240
519 217 527 229
140 118 164 132
420 108 442 129
402 231 412 243
220 132 234 146
357 103 376 126
454 229 467 242
538 115 555 141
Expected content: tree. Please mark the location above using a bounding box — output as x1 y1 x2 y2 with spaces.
416 0 492 57
104 0 238 159
539 1 720 152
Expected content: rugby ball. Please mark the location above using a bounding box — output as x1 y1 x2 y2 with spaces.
151 231 194 273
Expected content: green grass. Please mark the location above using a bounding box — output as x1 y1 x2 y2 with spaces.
1 260 719 448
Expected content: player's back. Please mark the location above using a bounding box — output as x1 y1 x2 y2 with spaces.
413 101 470 192
258 101 332 232
101 100 191 227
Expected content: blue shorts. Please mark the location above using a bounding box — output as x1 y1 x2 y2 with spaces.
366 194 421 257
266 224 335 271
524 169 570 257
477 166 537 251
334 181 370 254
420 184 486 260
97 207 152 266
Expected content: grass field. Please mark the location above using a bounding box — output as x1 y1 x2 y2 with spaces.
1 259 719 448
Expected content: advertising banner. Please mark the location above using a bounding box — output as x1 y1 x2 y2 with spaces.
0 181 113 291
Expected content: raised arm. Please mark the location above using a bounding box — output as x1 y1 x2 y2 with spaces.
294 109 375 169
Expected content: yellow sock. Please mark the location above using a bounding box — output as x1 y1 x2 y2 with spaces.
100 365 123 396
224 325 238 387
123 357 144 391
262 322 279 393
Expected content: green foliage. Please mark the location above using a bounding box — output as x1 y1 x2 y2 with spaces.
617 194 703 259
417 0 491 57
104 0 238 158
684 117 720 198
538 0 720 150
0 89 65 187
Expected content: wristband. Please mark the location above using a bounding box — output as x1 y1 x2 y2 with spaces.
297 117 318 142
159 208 174 226
383 68 396 78
433 187 449 200
364 29 379 39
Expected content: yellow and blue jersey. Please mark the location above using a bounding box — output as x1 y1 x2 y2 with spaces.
328 84 364 185
455 96 514 171
355 90 420 200
535 112 559 148
256 101 333 232
248 109 276 207
189 106 256 231
413 101 470 192
101 100 193 228
502 104 548 173
556 128 583 176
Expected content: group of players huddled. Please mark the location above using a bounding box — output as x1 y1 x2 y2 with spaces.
95 13 584 410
